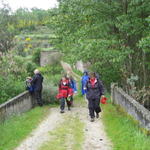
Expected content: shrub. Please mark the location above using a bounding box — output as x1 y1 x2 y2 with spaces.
38 63 62 75
32 48 41 64
42 77 58 104
132 87 150 111
26 61 38 76
0 75 25 104
49 74 61 86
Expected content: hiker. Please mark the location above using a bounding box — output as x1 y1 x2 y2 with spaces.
31 69 44 106
81 71 89 98
68 76 77 106
85 72 104 122
58 76 72 113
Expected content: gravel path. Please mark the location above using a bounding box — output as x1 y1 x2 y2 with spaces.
15 105 112 150
72 106 112 150
15 108 64 150
81 109 112 150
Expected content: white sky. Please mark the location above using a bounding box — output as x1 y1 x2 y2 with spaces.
4 0 58 11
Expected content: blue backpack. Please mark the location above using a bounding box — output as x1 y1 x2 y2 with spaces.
26 81 34 93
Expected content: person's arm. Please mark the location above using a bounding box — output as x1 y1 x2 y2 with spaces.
73 80 77 92
84 79 88 91
98 79 104 96
58 81 61 93
41 76 44 83
31 75 37 84
81 77 84 89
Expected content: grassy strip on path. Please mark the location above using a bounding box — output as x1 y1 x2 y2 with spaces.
40 114 84 150
102 97 150 150
0 106 50 150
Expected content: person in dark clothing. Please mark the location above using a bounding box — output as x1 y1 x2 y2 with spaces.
85 72 104 122
31 69 44 106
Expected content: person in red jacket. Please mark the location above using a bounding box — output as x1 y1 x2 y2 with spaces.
58 76 72 113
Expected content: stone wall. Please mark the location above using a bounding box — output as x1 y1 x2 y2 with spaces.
40 50 62 66
0 91 35 122
111 84 150 131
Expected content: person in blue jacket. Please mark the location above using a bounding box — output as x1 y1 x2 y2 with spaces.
68 76 77 107
81 71 89 96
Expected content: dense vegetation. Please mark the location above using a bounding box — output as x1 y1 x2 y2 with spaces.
47 0 150 109
50 0 150 89
0 2 61 104
1 0 150 107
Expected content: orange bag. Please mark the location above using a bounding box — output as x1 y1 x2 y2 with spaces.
100 97 107 104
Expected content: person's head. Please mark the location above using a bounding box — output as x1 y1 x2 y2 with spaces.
34 69 40 75
89 72 96 79
61 76 66 81
63 74 69 80
83 70 88 76
69 75 74 81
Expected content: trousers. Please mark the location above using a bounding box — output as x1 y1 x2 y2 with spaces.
60 98 72 110
34 90 43 106
88 98 101 118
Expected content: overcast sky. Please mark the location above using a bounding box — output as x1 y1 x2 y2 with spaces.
4 0 58 11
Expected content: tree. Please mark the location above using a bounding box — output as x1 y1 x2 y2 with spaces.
48 0 150 90
0 2 16 53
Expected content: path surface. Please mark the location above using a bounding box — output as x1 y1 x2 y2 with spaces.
74 106 112 150
15 105 112 150
15 62 112 150
15 108 64 150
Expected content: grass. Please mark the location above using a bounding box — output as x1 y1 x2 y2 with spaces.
102 96 150 150
0 106 50 150
40 115 84 150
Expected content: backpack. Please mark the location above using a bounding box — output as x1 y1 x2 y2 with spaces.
26 81 34 93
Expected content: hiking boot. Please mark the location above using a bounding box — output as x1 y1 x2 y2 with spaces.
60 110 64 113
68 107 71 111
90 118 95 122
96 113 99 118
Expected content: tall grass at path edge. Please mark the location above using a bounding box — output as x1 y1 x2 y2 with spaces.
102 95 150 150
0 106 50 150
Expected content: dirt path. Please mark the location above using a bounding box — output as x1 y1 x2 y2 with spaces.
80 108 112 150
15 104 112 150
15 62 112 150
72 106 112 150
60 62 112 149
15 108 64 150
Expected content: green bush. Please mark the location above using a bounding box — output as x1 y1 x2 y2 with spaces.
49 74 61 86
26 61 38 76
0 75 25 104
42 77 58 104
32 48 41 64
38 63 62 75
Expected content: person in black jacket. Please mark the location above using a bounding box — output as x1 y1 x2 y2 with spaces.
31 69 44 106
85 72 104 122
